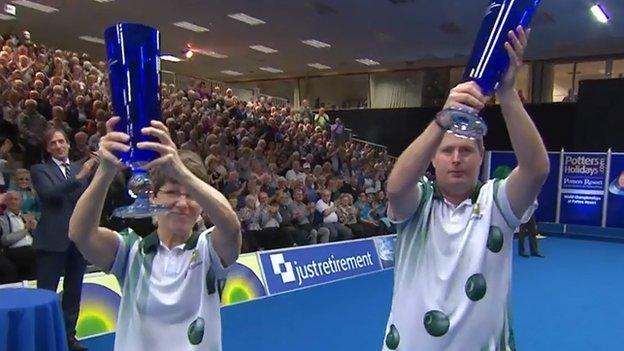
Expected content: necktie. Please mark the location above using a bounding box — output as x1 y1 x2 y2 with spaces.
63 162 72 179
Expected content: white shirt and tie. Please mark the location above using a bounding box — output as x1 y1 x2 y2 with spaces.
51 157 72 179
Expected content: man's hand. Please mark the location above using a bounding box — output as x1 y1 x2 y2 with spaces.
77 156 100 180
443 81 488 113
24 215 37 231
499 26 530 93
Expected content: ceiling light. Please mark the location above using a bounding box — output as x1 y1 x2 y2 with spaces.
227 13 266 25
161 55 182 63
173 21 209 33
355 58 380 66
307 63 331 70
12 0 58 13
301 39 331 48
249 45 278 54
221 70 244 76
259 67 284 73
590 4 609 23
78 35 105 44
193 49 228 58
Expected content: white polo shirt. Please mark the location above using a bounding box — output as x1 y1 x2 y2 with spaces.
316 199 338 223
382 178 532 351
110 227 227 351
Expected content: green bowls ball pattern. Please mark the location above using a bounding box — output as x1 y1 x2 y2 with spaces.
187 317 205 345
487 226 504 253
465 273 487 301
385 324 400 349
423 310 450 337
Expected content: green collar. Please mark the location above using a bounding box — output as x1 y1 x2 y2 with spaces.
140 230 200 254
432 180 484 205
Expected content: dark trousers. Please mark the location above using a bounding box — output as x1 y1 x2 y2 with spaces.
0 251 17 283
5 246 36 280
245 228 295 251
36 243 87 338
518 215 540 255
348 222 378 238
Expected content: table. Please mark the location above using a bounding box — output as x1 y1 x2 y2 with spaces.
0 288 68 351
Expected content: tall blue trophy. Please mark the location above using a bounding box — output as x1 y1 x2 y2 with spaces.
105 23 169 218
440 0 541 139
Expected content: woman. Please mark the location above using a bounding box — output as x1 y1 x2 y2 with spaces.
337 193 373 238
10 168 39 218
68 118 241 351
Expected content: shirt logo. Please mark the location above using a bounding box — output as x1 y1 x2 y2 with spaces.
189 250 202 270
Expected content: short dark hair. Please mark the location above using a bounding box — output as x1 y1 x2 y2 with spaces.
42 127 69 159
42 127 69 147
151 150 209 195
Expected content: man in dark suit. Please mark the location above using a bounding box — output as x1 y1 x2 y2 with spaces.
31 128 98 350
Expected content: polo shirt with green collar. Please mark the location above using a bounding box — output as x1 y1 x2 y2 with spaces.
109 227 226 351
382 177 533 351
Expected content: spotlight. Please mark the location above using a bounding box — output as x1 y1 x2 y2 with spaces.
590 3 609 23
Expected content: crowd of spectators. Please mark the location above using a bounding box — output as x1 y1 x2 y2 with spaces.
0 30 395 282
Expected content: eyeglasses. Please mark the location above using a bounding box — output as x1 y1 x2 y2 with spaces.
159 189 192 200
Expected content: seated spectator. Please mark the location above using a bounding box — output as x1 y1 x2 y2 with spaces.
237 194 261 252
355 192 384 235
337 193 375 238
10 168 39 218
316 189 353 242
286 160 306 183
0 191 36 280
258 192 294 249
282 188 330 245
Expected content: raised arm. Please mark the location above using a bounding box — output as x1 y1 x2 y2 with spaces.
69 117 130 270
497 27 550 218
387 82 487 221
139 120 241 267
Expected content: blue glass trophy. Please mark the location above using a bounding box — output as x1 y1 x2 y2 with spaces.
105 23 169 218
440 0 541 139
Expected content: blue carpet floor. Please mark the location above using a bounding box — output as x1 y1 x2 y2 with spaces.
83 237 624 351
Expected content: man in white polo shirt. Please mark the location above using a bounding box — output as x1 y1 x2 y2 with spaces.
68 117 241 351
382 27 550 350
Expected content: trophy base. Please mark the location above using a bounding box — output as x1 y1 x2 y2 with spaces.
112 196 169 219
112 171 168 219
438 106 488 139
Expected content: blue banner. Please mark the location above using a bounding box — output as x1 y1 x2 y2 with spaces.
606 153 624 228
489 152 560 222
559 153 608 226
259 239 381 295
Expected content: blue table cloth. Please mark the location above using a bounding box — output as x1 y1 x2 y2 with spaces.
0 288 68 351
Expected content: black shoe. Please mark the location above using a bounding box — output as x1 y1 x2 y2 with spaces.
68 337 88 351
531 253 545 258
519 252 529 258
